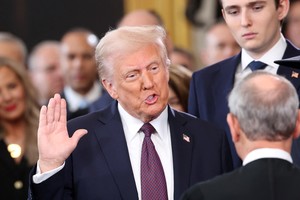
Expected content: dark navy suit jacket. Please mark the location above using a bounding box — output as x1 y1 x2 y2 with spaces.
188 41 300 168
181 158 300 200
28 101 233 200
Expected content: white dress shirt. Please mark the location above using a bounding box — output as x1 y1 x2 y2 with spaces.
243 148 293 166
118 103 174 200
64 81 102 112
235 34 287 84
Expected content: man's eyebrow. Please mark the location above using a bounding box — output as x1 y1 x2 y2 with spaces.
224 5 239 12
224 1 266 11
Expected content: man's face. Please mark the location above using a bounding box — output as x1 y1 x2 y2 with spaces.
221 0 288 58
103 44 169 123
61 33 97 94
30 45 64 102
285 1 300 47
202 23 240 65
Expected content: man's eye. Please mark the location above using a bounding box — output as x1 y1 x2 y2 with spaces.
227 9 239 15
126 72 138 81
151 65 159 72
253 5 263 11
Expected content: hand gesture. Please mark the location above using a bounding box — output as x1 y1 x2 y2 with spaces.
38 94 87 173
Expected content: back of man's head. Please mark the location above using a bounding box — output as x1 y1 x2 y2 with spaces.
228 71 299 142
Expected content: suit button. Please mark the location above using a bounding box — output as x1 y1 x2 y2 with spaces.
14 180 23 189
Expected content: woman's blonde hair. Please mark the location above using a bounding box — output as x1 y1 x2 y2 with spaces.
0 57 39 165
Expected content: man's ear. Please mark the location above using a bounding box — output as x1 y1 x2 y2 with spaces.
292 110 300 139
277 0 290 21
227 113 241 143
102 79 118 100
222 9 226 22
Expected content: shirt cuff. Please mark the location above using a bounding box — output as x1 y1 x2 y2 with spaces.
32 160 65 184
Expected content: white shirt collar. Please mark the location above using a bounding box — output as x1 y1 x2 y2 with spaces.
64 81 102 112
243 148 293 166
118 103 169 142
241 34 287 70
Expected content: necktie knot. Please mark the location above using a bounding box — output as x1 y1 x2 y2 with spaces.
248 60 267 71
140 123 155 137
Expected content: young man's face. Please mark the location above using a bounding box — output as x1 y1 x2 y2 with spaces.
221 0 289 58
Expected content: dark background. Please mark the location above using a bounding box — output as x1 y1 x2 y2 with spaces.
0 0 124 51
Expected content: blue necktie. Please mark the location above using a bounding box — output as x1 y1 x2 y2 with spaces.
140 123 168 200
248 61 267 71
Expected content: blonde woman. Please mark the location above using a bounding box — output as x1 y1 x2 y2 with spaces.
0 57 39 199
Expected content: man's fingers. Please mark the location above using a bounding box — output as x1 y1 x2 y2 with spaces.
60 98 67 123
47 97 55 123
70 129 88 147
39 105 47 127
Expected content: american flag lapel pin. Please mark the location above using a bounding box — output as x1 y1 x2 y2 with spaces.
291 71 299 78
183 134 190 143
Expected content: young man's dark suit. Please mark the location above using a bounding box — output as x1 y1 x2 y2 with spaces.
181 158 300 200
28 100 233 200
188 41 300 168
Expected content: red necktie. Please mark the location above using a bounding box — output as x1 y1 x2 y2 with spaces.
140 123 168 200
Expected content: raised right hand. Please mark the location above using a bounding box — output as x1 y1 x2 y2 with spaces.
37 94 88 173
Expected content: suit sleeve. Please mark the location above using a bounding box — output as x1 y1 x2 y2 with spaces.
28 165 68 200
28 157 74 200
180 183 205 200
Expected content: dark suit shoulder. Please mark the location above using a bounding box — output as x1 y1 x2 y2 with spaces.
181 158 300 200
172 109 225 134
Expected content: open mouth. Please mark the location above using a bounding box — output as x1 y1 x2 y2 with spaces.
145 94 158 105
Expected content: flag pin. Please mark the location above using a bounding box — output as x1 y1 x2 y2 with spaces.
183 134 190 142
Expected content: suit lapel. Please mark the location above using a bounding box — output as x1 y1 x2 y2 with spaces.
168 107 194 199
212 53 241 127
94 101 138 200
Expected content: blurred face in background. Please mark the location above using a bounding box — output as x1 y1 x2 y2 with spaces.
201 23 240 65
29 43 64 104
0 66 25 122
285 1 300 48
61 32 98 95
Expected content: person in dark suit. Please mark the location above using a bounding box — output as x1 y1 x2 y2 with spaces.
181 71 300 200
28 26 233 200
188 0 300 168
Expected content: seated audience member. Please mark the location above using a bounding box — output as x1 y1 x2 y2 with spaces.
283 0 300 48
0 32 27 66
28 40 64 105
200 20 240 66
60 28 107 120
168 65 192 112
170 47 196 71
181 71 300 200
28 26 232 200
0 57 39 199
